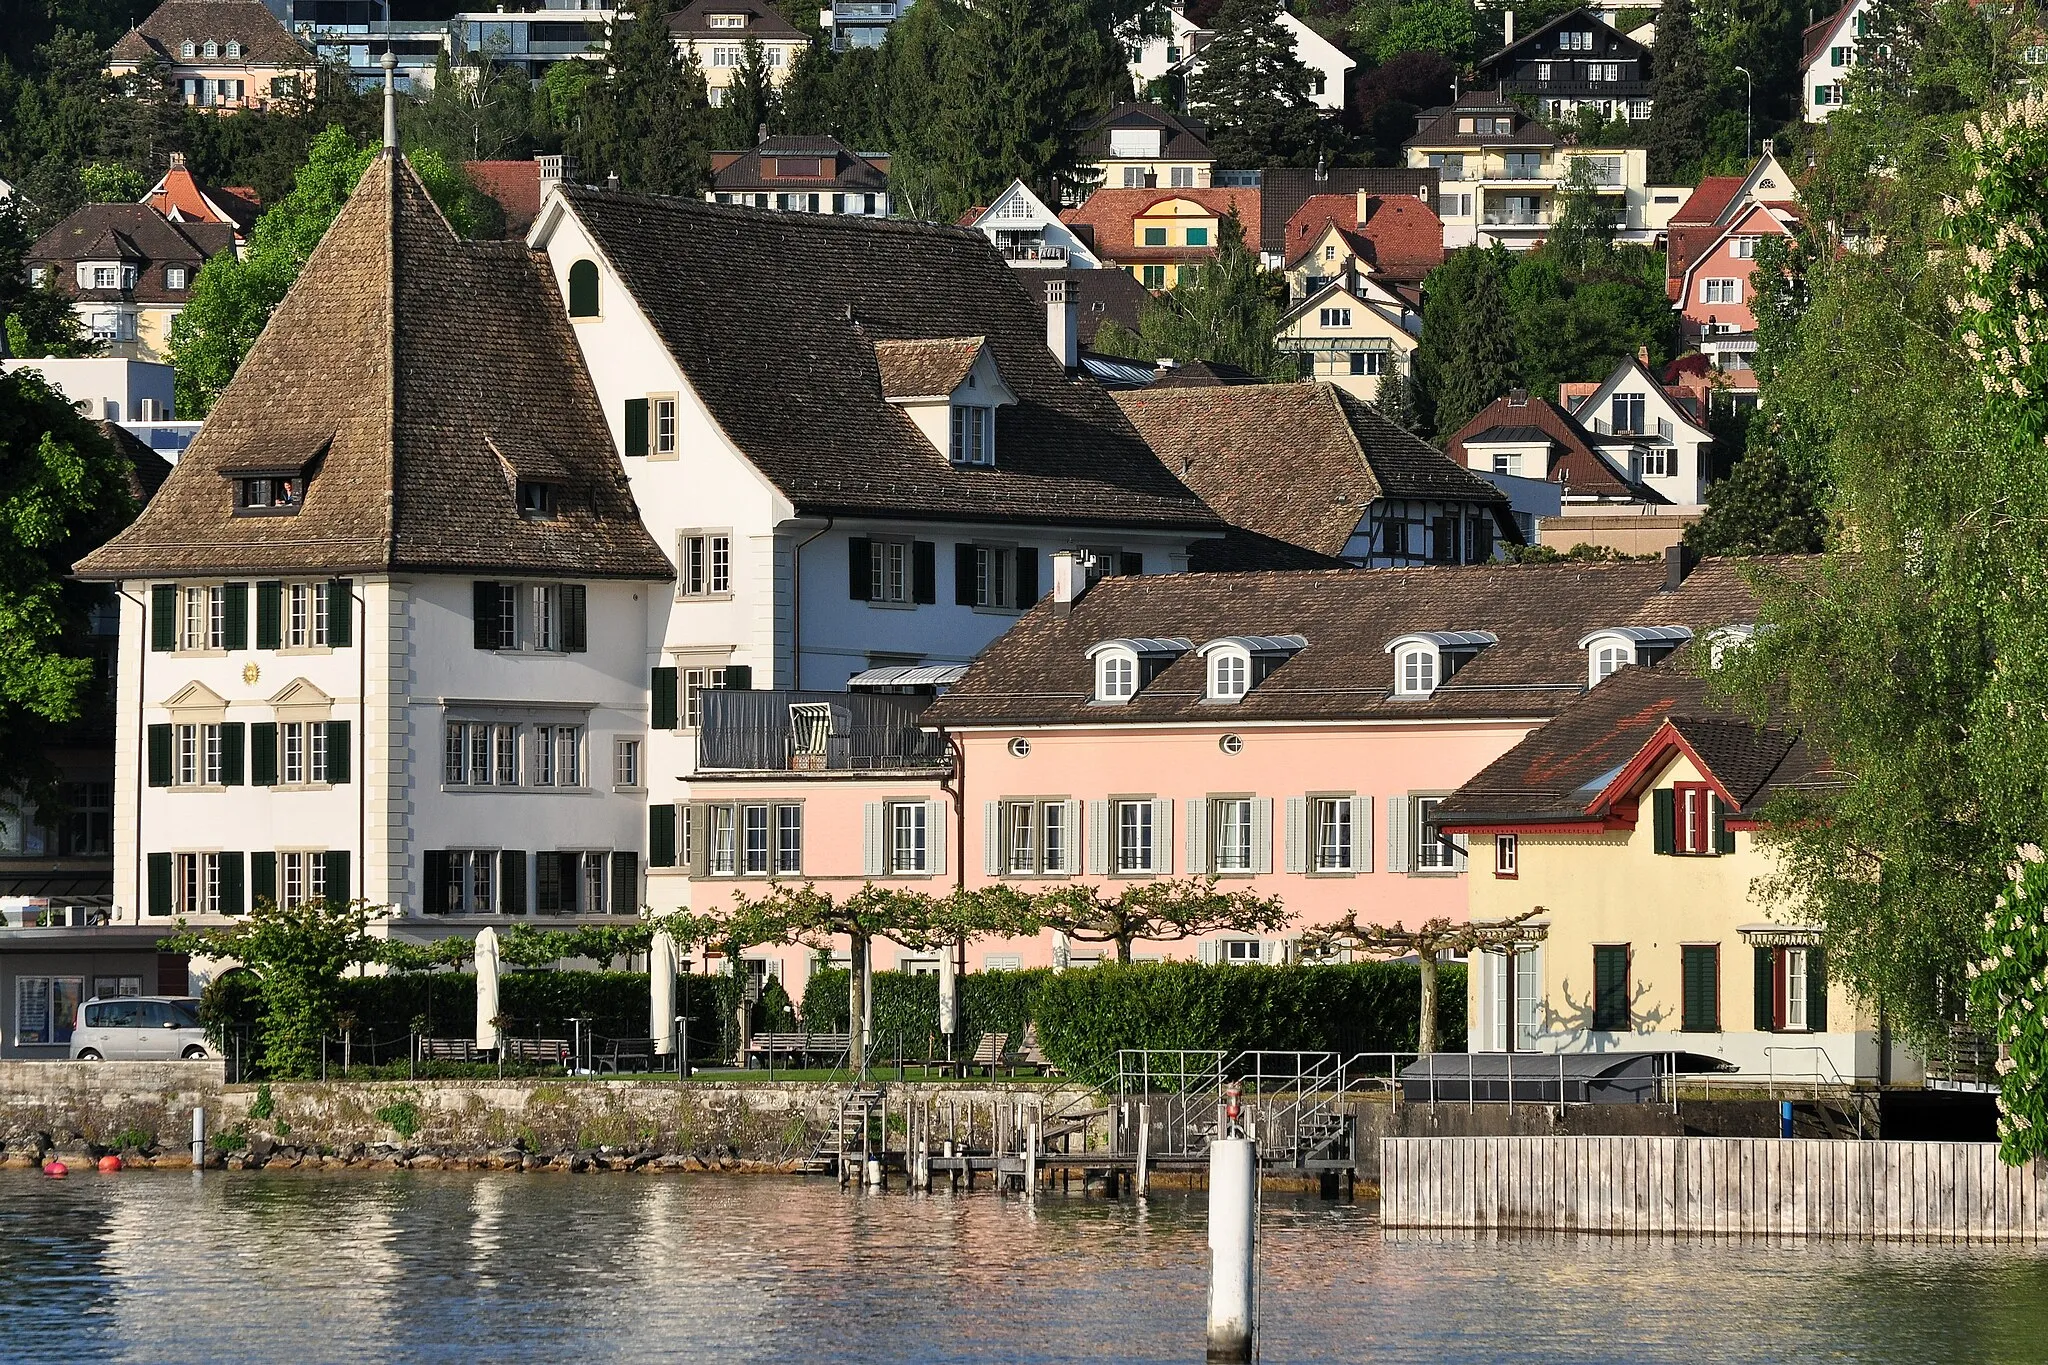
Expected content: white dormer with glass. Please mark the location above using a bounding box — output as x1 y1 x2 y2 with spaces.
1384 630 1497 698
1197 635 1307 703
1578 625 1692 686
875 338 1018 469
1707 623 1755 669
1086 637 1191 704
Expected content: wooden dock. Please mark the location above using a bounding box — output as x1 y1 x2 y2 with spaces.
1380 1135 2048 1241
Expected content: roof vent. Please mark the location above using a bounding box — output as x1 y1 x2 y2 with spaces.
1508 388 1528 406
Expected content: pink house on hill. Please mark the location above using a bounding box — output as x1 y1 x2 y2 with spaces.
684 556 1760 1000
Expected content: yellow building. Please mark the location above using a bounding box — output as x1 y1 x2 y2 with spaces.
1274 268 1419 401
668 0 810 108
1062 187 1260 291
107 0 313 112
1434 661 1918 1087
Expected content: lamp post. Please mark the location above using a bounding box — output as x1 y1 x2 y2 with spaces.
1733 66 1754 161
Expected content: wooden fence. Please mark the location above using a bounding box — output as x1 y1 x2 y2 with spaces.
1379 1135 2048 1241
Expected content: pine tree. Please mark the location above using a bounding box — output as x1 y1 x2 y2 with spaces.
711 37 780 149
1429 250 1518 438
1187 0 1323 168
1374 369 1425 434
1110 212 1294 378
1644 0 1714 183
568 0 712 197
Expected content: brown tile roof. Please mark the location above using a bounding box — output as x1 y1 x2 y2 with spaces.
1433 663 1830 825
1146 359 1263 388
924 558 1764 729
1445 394 1661 503
77 155 672 582
108 0 310 66
1056 267 1148 346
1060 187 1261 260
873 337 983 401
1257 168 1439 251
96 421 175 505
1119 383 1507 567
1669 176 1746 227
1407 94 1559 149
670 0 806 39
465 159 543 236
709 137 888 193
28 204 233 304
1074 102 1215 164
1358 195 1445 280
560 186 1219 531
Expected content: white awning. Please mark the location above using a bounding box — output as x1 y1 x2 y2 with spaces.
846 664 969 689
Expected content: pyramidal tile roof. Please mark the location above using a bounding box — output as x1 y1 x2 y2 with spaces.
77 155 671 583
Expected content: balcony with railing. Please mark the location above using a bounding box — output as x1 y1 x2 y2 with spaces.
996 242 1067 263
697 690 950 773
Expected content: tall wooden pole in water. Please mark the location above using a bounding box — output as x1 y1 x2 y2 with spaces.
1206 1138 1256 1363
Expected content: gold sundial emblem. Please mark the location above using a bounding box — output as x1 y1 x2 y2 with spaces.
242 662 261 686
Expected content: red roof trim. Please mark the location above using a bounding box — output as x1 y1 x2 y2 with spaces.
1586 720 1741 814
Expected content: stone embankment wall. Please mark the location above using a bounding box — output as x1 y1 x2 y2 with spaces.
0 1062 1099 1173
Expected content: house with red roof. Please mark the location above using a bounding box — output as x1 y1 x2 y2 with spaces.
1665 148 1801 398
465 154 577 238
141 153 258 251
1060 186 1260 291
1279 191 1444 304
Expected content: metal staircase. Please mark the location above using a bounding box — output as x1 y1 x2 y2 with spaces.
809 1086 885 1177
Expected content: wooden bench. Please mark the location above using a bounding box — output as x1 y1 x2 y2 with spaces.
503 1037 571 1066
744 1031 851 1070
419 1037 476 1063
598 1038 655 1073
968 1032 1009 1078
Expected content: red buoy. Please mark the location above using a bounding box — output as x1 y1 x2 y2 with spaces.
98 1155 123 1173
42 1160 67 1178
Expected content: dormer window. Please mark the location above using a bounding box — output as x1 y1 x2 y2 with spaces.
1086 637 1191 705
517 481 557 519
1577 626 1693 687
707 11 746 26
951 405 993 466
1198 635 1307 703
202 39 218 57
235 474 303 514
181 40 196 57
225 39 241 57
166 265 188 290
1209 648 1249 701
1384 631 1497 699
1708 624 1756 669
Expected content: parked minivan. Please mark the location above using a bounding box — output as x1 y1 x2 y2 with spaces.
71 997 211 1061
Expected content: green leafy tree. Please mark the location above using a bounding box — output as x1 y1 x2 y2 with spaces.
1299 908 1539 1054
1188 0 1324 168
1033 878 1287 964
166 897 387 1077
404 48 538 165
1546 157 1620 275
1349 0 1479 66
77 161 146 203
1428 248 1518 437
567 0 714 197
0 368 137 806
166 126 475 416
1374 368 1425 434
1644 0 1714 182
1093 212 1296 379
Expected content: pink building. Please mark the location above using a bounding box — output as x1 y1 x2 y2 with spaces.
683 556 1757 1002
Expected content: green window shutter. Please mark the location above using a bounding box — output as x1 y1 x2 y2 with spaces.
610 851 638 915
1592 945 1629 1031
218 851 244 915
423 850 450 913
1682 945 1719 1032
220 722 245 785
954 543 977 606
723 664 752 691
624 398 649 456
500 850 527 915
321 849 350 904
1713 795 1736 854
568 259 599 316
1754 946 1775 1031
1015 548 1039 604
847 538 872 600
1806 950 1828 1032
563 584 588 652
326 580 352 647
147 724 173 787
652 667 678 730
474 581 500 650
151 585 176 651
650 804 677 867
255 581 283 649
147 852 173 916
222 582 249 649
251 851 277 907
536 852 562 913
912 540 936 604
1651 789 1675 855
324 720 350 784
559 853 580 913
251 723 278 786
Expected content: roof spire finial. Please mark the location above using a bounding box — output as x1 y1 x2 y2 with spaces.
381 48 398 155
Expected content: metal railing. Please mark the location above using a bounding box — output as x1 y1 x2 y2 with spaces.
697 690 949 772
997 243 1067 262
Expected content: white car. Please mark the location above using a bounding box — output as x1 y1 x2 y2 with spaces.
71 996 211 1060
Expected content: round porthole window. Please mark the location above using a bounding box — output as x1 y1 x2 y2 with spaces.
1008 738 1031 758
1219 734 1244 755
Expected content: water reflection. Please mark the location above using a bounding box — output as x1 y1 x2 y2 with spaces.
6 1172 2048 1363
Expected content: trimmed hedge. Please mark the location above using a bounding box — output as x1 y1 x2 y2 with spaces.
799 961 1464 1085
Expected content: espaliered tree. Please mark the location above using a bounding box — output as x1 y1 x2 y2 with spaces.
1298 907 1543 1055
1032 878 1287 965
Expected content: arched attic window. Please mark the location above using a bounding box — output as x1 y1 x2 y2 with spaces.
1383 631 1497 699
1197 635 1307 703
567 259 600 318
1085 637 1191 704
1577 626 1693 687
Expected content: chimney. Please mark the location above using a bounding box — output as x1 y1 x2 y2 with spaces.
1507 387 1528 406
1504 9 1515 44
1637 344 1650 366
1663 543 1697 592
1052 551 1088 618
605 170 620 192
757 122 769 145
1045 279 1079 371
169 151 186 170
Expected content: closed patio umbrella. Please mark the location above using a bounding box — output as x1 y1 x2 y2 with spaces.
651 929 677 1056
475 927 501 1053
937 942 959 1042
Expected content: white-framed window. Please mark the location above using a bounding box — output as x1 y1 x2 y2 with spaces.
280 850 328 909
224 39 240 57
655 397 677 454
1783 947 1810 1031
1001 800 1073 876
680 532 733 596
1170 165 1195 187
1095 650 1138 703
973 545 1013 609
1730 237 1758 260
1495 833 1518 877
181 585 224 650
1414 796 1457 871
1211 798 1254 873
1349 351 1387 377
445 721 519 786
530 585 562 652
1397 647 1437 697
1005 800 1038 875
551 726 581 787
707 11 745 26
1491 452 1522 475
775 803 803 874
870 540 910 604
174 723 200 786
1318 307 1352 328
286 581 329 648
1639 446 1672 478
1115 799 1155 873
683 666 726 728
1592 643 1631 684
489 583 518 649
1702 278 1741 305
712 44 743 65
180 39 195 57
614 737 640 789
1312 796 1353 872
709 805 737 874
202 39 218 57
166 265 188 290
176 851 221 914
1208 648 1249 702
1558 29 1592 50
890 800 928 873
1222 939 1263 963
950 405 994 466
741 803 771 874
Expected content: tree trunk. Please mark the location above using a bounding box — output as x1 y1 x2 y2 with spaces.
1116 934 1133 964
1418 950 1439 1056
849 931 871 1074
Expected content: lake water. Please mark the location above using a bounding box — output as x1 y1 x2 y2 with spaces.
6 1170 2048 1363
